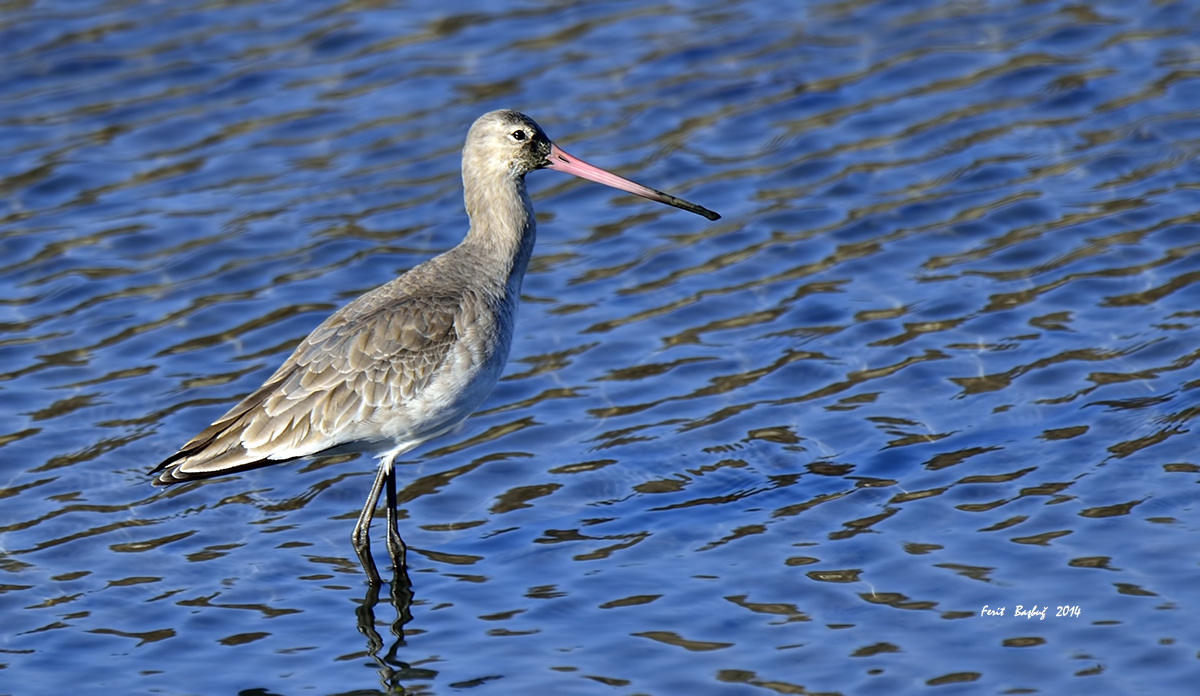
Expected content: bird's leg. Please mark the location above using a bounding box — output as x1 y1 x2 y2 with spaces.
354 464 389 584
383 461 408 571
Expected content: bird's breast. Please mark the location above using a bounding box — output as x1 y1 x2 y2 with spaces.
378 289 516 446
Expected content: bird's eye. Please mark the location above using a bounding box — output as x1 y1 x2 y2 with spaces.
511 130 527 141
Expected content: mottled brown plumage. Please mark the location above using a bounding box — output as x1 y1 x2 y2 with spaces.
154 260 471 480
151 110 719 581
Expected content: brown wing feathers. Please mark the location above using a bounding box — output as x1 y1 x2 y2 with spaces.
151 288 460 485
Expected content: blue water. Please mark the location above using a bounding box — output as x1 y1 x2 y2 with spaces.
3 0 1200 693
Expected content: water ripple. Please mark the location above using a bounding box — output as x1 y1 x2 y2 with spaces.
3 0 1200 693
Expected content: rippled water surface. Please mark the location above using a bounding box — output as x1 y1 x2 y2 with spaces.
4 0 1200 693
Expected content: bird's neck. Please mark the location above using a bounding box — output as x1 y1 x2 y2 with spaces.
461 171 538 295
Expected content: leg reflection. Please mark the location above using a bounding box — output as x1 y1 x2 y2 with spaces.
356 560 433 692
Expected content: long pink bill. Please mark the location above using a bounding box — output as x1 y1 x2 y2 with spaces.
545 143 720 221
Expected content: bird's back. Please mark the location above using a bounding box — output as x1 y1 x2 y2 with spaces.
152 244 519 485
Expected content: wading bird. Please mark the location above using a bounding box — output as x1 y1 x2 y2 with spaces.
152 110 720 581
